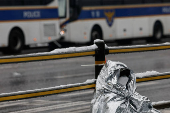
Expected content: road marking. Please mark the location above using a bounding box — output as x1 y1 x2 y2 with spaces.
59 90 94 97
136 81 158 87
25 100 70 106
0 101 27 108
54 72 94 79
10 101 90 113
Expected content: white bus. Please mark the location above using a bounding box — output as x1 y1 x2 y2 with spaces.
0 0 60 53
59 0 170 44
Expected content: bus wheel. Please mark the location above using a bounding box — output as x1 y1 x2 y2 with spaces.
8 29 24 54
90 27 102 44
148 22 163 42
153 23 163 41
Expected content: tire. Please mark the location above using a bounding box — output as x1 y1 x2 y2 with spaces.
153 23 163 41
90 28 102 44
7 29 24 54
147 23 163 42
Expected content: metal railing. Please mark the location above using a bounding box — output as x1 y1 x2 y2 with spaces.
0 76 169 109
0 79 96 102
0 45 97 64
1 40 170 109
0 71 170 102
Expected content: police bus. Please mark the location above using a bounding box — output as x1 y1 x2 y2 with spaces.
0 0 60 53
59 0 170 44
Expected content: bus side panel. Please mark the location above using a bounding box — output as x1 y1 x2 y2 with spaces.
66 21 93 43
161 16 167 35
116 18 133 39
66 19 117 43
100 19 116 41
22 22 41 45
0 23 9 47
133 18 149 38
164 16 170 35
87 19 116 41
40 20 60 43
66 21 86 43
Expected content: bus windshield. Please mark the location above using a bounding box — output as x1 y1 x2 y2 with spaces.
58 0 66 18
0 0 54 6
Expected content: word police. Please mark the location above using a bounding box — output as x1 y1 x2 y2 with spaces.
23 11 41 18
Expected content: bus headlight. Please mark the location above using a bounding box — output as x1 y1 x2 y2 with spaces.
60 28 66 36
60 30 65 35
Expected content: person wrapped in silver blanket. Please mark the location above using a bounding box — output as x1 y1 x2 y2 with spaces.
92 60 160 113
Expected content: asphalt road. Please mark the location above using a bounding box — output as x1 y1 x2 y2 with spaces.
0 38 170 112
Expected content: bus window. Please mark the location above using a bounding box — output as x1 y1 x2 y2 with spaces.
102 0 123 5
69 0 81 21
80 0 101 6
0 0 23 6
0 0 54 6
144 0 162 3
40 0 54 5
123 0 143 4
23 0 54 5
163 0 170 2
58 0 66 18
23 0 41 5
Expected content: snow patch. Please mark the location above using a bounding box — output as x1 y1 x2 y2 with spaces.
85 79 96 84
0 44 97 59
135 71 160 78
12 72 22 77
51 44 97 54
94 39 104 44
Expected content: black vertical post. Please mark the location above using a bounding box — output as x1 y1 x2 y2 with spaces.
95 40 105 79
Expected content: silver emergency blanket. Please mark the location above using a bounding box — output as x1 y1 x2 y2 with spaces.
92 60 160 113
